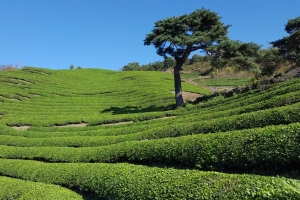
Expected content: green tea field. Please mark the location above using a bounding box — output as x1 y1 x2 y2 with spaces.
0 67 300 199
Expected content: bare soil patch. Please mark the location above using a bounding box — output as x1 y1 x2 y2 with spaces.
148 116 177 121
11 126 30 131
30 94 42 97
102 116 176 126
171 91 203 102
102 121 134 126
54 123 87 128
184 78 198 86
281 67 300 79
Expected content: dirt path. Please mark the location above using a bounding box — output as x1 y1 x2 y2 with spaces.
184 78 198 86
11 126 30 130
101 121 134 126
171 91 203 102
10 116 177 130
54 123 87 128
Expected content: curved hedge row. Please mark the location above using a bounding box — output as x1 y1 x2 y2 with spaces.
1 68 300 198
1 102 300 148
1 78 298 139
0 159 299 199
1 68 210 127
1 123 299 173
177 79 300 112
0 176 82 199
179 90 300 122
19 79 299 136
178 79 300 115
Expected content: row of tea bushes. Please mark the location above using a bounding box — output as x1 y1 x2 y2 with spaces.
4 79 297 140
0 68 190 126
0 159 299 199
177 78 300 115
178 90 300 122
1 123 299 173
0 176 82 199
1 102 300 148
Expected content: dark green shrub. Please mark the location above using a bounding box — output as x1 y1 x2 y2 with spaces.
0 159 299 199
0 176 82 199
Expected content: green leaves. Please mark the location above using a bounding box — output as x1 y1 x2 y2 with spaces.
285 16 300 34
209 39 261 72
144 8 231 106
0 159 300 199
0 176 83 199
1 67 300 198
271 16 300 66
258 48 285 76
144 8 229 59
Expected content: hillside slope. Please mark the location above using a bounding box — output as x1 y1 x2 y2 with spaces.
0 67 300 199
0 67 210 127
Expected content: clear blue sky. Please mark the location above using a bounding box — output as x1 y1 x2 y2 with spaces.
1 0 299 70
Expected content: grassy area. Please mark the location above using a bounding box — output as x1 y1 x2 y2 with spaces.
0 67 299 199
196 77 253 86
0 67 210 126
180 64 255 87
0 176 82 199
181 73 252 87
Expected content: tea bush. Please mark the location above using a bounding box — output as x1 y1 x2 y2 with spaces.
0 159 299 199
1 68 300 198
0 176 82 199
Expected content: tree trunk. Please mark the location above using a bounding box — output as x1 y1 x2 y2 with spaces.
174 63 184 107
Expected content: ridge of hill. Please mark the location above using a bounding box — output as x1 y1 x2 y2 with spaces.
0 67 300 199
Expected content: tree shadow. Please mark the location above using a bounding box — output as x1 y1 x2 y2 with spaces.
101 104 176 115
191 93 219 104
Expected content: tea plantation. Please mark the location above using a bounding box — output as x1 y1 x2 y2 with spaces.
0 67 300 199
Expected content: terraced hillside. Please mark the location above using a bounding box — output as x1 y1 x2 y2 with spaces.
0 67 300 199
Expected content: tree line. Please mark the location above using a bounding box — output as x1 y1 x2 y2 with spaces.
122 54 213 71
